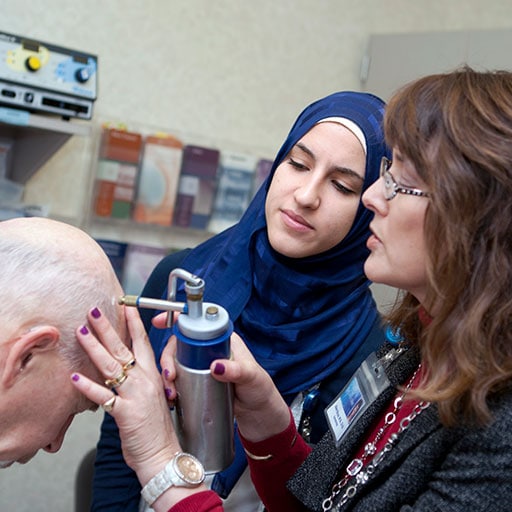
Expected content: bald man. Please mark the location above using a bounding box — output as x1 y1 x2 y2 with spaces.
0 217 127 468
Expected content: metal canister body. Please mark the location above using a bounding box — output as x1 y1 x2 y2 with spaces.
173 301 235 474
174 362 234 474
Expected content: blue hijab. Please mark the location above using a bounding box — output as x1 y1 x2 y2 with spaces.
151 91 388 496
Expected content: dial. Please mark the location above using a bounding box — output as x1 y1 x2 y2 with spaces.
75 67 91 83
25 55 41 72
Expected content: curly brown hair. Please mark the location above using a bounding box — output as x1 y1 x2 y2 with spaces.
384 66 512 426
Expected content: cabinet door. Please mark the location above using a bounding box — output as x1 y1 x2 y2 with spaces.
361 29 512 101
361 28 512 312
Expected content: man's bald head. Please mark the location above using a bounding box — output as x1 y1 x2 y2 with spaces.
0 218 129 467
0 217 125 368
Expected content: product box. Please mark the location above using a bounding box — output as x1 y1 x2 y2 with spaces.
95 239 129 283
99 128 143 162
173 145 220 230
0 137 13 179
95 160 139 218
121 243 168 296
133 133 184 226
93 128 143 218
252 158 273 197
208 151 257 233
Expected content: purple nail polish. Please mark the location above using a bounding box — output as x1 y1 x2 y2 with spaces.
80 325 89 335
164 369 170 379
165 388 173 399
91 307 101 319
214 362 226 375
72 374 79 382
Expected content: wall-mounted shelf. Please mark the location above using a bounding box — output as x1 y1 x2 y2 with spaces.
87 215 213 250
0 106 91 184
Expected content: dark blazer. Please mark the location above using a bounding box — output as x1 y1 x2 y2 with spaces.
288 345 512 512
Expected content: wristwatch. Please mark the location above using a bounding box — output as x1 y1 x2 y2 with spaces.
141 452 205 506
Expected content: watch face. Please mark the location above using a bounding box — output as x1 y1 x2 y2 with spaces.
175 453 205 485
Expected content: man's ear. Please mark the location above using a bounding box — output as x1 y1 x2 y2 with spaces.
1 326 60 388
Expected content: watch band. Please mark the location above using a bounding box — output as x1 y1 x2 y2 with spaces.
141 452 205 506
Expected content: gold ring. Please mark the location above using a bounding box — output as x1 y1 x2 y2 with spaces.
105 371 127 389
122 358 136 372
101 395 116 413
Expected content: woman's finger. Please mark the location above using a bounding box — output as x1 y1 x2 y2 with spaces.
76 323 126 383
124 306 157 368
160 334 178 404
87 307 134 365
152 311 171 329
71 371 114 410
210 332 279 412
76 308 158 399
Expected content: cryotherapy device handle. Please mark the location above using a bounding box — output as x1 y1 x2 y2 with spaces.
118 294 187 313
167 268 205 328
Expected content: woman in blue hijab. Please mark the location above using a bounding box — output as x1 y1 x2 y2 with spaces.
92 91 389 511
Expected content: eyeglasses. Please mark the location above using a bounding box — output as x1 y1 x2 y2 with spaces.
380 157 430 201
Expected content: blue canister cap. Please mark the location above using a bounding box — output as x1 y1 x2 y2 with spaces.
174 303 233 370
174 320 233 370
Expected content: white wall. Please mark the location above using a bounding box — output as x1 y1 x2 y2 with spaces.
2 1 512 510
11 0 512 222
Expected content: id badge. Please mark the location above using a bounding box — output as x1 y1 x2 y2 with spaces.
325 352 390 447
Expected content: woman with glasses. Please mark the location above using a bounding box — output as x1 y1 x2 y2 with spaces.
75 66 512 511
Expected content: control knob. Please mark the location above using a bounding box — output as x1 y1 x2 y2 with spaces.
75 67 91 83
25 56 41 72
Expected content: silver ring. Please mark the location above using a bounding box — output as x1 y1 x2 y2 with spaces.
101 395 116 413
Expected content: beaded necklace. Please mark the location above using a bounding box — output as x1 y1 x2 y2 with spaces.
322 364 430 511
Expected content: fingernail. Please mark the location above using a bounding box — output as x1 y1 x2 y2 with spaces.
165 388 173 399
80 325 89 335
72 374 79 382
91 307 101 319
164 369 170 380
214 362 225 375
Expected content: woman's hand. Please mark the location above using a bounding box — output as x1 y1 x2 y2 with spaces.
156 313 291 443
71 306 180 485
